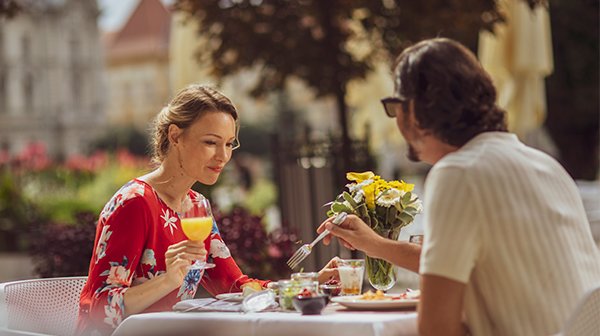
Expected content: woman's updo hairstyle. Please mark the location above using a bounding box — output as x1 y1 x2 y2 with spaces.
151 84 238 164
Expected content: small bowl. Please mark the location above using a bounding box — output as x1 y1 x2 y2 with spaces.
319 284 342 297
292 295 328 315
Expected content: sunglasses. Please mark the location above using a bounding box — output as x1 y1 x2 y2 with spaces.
380 96 408 118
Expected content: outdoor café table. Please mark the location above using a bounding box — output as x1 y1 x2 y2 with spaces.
112 303 418 336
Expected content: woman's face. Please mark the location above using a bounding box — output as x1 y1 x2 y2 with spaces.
173 111 237 185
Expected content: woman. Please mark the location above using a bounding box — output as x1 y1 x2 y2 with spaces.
77 85 336 335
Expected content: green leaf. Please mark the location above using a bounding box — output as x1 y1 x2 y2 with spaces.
386 206 397 225
342 192 358 210
332 202 352 214
398 212 414 225
401 192 412 204
404 206 418 216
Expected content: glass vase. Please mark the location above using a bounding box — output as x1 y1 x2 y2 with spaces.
366 228 401 291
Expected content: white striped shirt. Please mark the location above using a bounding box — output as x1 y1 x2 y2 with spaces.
420 132 600 336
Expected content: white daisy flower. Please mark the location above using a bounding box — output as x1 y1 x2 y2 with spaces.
376 188 401 208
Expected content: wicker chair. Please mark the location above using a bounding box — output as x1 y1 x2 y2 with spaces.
0 277 87 336
559 285 600 336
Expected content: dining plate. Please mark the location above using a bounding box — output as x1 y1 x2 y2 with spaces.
331 295 418 310
215 292 244 302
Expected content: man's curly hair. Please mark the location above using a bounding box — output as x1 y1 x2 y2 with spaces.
394 38 507 146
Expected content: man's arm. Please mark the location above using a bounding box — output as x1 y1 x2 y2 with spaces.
319 214 421 273
419 274 467 336
367 238 421 273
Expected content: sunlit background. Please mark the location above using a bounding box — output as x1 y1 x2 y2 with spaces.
0 0 598 290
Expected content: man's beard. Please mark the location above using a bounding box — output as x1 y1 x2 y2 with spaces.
407 143 420 162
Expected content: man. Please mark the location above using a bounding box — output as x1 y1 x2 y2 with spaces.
318 38 600 336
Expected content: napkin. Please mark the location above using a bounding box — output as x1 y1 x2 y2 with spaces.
173 298 244 312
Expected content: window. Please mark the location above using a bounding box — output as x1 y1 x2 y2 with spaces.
0 28 4 61
0 70 6 113
23 72 33 113
70 36 82 110
71 70 82 109
21 35 30 62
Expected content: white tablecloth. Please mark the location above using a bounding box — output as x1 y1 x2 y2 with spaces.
112 304 418 336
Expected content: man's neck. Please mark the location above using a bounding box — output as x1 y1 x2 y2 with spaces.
422 135 459 164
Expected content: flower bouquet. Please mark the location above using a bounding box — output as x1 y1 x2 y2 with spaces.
327 171 423 291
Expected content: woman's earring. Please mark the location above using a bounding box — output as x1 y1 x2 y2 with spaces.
177 147 185 176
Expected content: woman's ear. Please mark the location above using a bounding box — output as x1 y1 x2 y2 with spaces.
167 124 183 147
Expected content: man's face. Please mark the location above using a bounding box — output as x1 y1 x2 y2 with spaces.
392 101 422 162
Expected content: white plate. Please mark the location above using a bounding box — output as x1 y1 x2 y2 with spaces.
215 292 244 302
331 295 418 310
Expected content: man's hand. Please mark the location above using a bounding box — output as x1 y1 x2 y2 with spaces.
317 214 384 257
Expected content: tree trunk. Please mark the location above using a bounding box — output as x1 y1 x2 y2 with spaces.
335 88 352 178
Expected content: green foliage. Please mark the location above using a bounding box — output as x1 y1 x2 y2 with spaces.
90 126 151 157
36 198 96 225
0 169 42 251
174 0 503 97
0 151 149 252
237 124 273 159
174 0 506 172
243 178 277 215
77 162 149 212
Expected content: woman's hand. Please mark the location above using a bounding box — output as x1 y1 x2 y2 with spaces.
164 240 207 288
318 257 340 284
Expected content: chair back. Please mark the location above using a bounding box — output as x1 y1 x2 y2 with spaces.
561 285 600 336
0 276 87 336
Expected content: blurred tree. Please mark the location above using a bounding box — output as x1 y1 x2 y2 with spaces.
173 0 503 172
90 126 150 157
0 0 20 18
545 0 599 180
0 170 41 252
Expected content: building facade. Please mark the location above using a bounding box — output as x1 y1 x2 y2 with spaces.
0 0 106 159
103 0 171 128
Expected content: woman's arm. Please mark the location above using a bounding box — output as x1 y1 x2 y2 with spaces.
123 240 206 316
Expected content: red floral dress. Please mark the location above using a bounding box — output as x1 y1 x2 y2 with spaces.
77 179 268 335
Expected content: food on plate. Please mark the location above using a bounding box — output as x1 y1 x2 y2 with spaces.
297 288 313 299
357 288 421 301
241 281 263 297
399 289 421 300
359 290 388 300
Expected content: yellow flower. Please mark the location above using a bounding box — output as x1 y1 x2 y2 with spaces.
375 179 389 195
389 180 414 192
363 182 377 210
346 171 375 183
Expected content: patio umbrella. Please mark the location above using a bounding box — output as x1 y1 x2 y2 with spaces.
478 0 553 138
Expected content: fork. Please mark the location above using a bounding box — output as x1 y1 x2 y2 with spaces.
287 212 348 269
